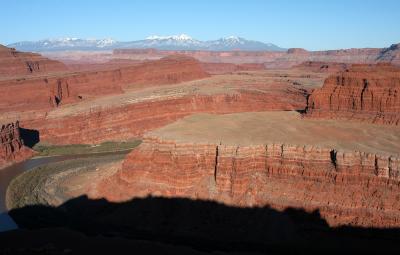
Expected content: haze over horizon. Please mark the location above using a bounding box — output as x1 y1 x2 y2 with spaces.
1 0 400 50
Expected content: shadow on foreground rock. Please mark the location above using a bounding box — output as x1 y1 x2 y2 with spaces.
2 195 400 254
19 127 40 148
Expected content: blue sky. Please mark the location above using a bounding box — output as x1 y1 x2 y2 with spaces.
2 0 399 50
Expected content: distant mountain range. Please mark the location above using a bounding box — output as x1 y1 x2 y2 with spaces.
7 34 285 52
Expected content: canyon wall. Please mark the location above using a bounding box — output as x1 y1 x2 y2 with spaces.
113 44 400 67
0 55 208 112
24 90 306 144
306 63 400 125
0 45 67 77
100 137 400 228
0 70 123 111
0 122 34 168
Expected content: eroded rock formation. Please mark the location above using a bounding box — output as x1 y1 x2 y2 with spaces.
0 44 67 77
0 69 124 111
100 136 400 228
0 55 208 112
114 45 400 68
0 122 34 168
25 90 306 144
306 63 400 124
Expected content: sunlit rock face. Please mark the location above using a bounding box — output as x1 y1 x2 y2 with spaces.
307 63 400 125
0 55 209 112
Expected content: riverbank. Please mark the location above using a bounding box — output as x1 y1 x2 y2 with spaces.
6 154 125 210
3 139 142 212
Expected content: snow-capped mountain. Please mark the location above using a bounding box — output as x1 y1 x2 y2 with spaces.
7 34 285 52
121 34 203 50
203 36 281 51
9 37 118 51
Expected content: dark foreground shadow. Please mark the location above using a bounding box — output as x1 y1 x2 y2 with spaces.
2 196 400 254
19 127 40 148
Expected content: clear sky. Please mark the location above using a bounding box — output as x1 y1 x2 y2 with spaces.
2 0 399 50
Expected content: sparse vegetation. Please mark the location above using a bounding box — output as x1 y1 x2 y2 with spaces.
33 140 142 157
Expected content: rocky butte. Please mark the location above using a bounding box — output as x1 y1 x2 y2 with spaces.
307 63 400 125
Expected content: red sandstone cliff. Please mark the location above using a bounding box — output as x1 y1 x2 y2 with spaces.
0 55 208 112
99 136 400 228
0 122 34 168
306 63 400 124
0 45 67 77
0 69 123 111
118 55 208 88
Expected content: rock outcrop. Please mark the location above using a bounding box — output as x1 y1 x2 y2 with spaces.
0 69 123 111
306 63 400 125
0 44 67 77
0 122 34 168
0 55 209 112
293 61 350 73
119 55 209 88
100 136 400 228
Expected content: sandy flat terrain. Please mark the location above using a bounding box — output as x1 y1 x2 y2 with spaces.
149 111 400 156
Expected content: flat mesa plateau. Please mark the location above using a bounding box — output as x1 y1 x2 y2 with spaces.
148 111 400 156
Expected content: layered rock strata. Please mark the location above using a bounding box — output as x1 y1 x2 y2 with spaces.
0 122 34 168
306 63 400 125
113 44 400 67
25 90 306 144
101 136 400 228
95 111 400 228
